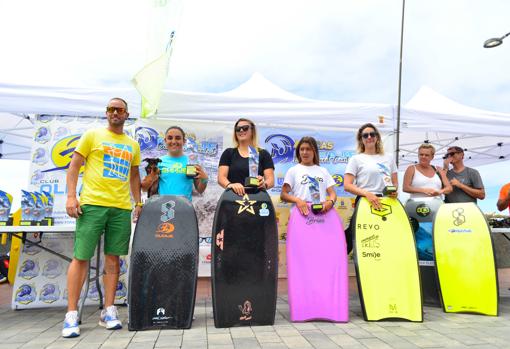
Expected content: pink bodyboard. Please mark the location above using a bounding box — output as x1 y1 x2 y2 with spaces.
286 205 349 322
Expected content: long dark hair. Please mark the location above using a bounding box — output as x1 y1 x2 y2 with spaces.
295 136 320 165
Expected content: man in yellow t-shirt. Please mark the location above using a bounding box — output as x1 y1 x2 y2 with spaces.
497 183 510 214
62 97 142 338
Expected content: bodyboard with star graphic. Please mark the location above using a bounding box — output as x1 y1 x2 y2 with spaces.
128 195 199 330
353 197 422 321
433 202 498 316
211 188 278 328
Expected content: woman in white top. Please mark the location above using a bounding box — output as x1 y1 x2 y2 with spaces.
281 136 336 215
403 144 452 198
344 123 397 210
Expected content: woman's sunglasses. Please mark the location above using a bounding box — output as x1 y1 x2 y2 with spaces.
361 132 377 139
235 125 251 133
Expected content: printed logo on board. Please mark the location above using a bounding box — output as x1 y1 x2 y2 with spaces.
306 216 325 225
361 251 381 261
370 203 392 221
452 208 466 226
416 203 431 217
259 203 270 217
156 222 175 238
152 306 172 324
156 200 176 239
239 300 253 321
361 234 380 248
235 194 256 215
389 304 398 314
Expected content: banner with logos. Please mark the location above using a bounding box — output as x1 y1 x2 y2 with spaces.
20 117 358 299
12 232 129 309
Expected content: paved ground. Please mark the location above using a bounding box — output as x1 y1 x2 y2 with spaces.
2 276 510 349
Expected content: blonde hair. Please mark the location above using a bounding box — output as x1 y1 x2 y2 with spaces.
356 123 384 154
232 118 259 148
418 143 435 155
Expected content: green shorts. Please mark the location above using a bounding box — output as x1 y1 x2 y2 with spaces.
74 204 132 260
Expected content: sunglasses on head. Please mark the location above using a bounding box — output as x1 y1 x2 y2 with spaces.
235 125 251 133
361 131 377 139
106 106 126 114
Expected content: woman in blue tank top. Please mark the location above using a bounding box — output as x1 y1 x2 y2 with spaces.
141 126 208 201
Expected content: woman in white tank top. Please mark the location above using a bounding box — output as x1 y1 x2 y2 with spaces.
403 144 452 199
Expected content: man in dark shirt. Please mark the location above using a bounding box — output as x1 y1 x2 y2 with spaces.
442 146 485 203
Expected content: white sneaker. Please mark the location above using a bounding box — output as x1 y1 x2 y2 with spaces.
99 305 122 330
62 311 80 338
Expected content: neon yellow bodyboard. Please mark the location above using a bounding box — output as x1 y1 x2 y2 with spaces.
354 197 422 321
434 203 498 316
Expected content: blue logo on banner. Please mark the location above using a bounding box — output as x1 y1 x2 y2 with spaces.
135 127 159 151
15 284 36 305
265 134 294 164
39 283 60 303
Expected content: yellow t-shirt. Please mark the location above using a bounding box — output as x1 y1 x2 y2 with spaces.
75 128 141 210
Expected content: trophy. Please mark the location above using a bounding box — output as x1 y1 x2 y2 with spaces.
307 176 323 214
377 163 396 196
244 145 259 187
186 164 197 178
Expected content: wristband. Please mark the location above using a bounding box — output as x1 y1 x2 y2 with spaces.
328 199 335 206
135 202 144 207
200 178 209 184
226 182 232 188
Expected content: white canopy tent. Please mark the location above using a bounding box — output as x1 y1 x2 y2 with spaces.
397 86 510 169
0 83 141 160
156 73 395 132
1 76 510 170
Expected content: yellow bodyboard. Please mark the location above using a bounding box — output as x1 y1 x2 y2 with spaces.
433 203 498 316
354 197 422 321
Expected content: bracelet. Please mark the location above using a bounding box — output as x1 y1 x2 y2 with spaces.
328 199 335 206
200 178 209 184
135 202 143 207
226 182 231 188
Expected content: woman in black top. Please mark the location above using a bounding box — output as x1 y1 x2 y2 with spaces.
218 118 275 195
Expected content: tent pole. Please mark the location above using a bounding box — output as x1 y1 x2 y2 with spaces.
396 0 406 167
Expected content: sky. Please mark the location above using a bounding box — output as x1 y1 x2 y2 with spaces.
0 0 509 213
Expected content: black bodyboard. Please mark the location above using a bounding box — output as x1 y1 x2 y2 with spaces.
128 195 199 330
212 188 278 328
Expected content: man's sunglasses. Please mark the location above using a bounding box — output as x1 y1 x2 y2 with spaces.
235 125 251 133
446 152 460 157
106 106 126 114
361 132 377 139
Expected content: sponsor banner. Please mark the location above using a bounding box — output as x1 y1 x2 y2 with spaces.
11 232 129 309
23 118 357 286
